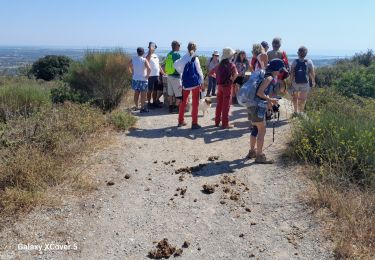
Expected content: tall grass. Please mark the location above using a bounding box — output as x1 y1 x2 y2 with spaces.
65 50 131 111
288 88 375 258
0 79 51 122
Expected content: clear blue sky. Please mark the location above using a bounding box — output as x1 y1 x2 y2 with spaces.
1 0 375 55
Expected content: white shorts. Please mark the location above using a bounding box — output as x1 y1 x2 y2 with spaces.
288 82 311 95
167 76 182 98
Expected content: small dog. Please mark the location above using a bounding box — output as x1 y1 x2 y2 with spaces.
199 97 212 116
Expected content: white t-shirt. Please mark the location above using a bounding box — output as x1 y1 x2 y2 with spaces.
147 53 160 77
132 56 147 81
174 52 204 83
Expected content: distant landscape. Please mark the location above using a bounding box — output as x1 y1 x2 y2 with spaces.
0 46 344 76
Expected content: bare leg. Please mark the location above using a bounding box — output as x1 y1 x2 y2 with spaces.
250 135 256 150
147 91 152 104
297 91 309 112
254 121 266 156
292 92 298 113
140 91 147 109
134 92 140 108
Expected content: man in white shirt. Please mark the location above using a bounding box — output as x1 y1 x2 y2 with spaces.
145 42 165 108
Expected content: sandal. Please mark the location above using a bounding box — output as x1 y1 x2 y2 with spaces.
246 149 257 159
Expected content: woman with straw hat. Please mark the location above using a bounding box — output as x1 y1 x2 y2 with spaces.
209 47 238 129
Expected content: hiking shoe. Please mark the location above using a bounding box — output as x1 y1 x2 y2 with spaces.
177 122 187 127
246 149 257 159
140 108 149 113
191 124 202 130
222 124 234 129
254 154 274 164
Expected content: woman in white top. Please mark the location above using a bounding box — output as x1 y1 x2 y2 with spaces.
128 47 151 113
174 42 204 129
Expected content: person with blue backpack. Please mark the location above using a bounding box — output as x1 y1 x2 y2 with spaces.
174 42 204 129
289 46 316 116
237 59 287 163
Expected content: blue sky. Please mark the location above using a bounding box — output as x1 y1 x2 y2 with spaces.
1 0 375 55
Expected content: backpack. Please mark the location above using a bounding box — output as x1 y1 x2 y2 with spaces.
165 52 176 75
182 56 202 89
294 59 309 84
237 70 265 107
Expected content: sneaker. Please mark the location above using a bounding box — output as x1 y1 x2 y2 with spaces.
221 124 234 129
246 149 257 159
191 124 202 130
254 153 274 164
140 108 149 113
177 122 187 127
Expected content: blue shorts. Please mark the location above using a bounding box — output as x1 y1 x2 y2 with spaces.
132 80 148 92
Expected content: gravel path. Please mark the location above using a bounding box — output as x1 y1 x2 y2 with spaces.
0 99 333 259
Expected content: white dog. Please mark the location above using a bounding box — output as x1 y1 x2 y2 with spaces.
199 97 212 116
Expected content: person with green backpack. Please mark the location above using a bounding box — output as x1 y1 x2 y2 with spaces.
165 40 182 113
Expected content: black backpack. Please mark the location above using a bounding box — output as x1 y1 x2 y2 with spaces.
294 59 309 84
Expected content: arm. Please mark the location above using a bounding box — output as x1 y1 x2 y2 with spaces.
260 53 268 69
230 64 239 82
128 60 133 74
145 59 151 78
309 65 316 87
159 64 165 76
195 57 204 84
256 76 278 103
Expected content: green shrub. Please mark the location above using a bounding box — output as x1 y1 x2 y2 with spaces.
0 80 51 123
65 50 131 111
29 55 72 81
333 64 375 98
109 111 137 130
290 89 375 188
51 84 91 104
198 56 208 77
316 49 375 91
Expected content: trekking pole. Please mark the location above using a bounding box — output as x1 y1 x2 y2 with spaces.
272 117 275 142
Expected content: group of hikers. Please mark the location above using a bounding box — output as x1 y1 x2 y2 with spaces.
128 38 316 164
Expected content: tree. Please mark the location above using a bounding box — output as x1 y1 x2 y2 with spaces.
30 55 72 81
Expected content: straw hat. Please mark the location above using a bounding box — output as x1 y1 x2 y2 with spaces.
221 47 235 60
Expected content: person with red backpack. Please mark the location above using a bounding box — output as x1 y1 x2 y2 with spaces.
174 42 204 129
210 47 239 129
289 46 316 116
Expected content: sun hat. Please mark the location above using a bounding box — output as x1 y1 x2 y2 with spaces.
267 58 288 73
148 42 157 50
221 47 235 60
213 50 220 56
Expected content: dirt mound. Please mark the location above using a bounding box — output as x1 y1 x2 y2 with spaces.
148 238 182 259
175 163 207 175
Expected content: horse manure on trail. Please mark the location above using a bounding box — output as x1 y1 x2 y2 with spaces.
208 155 219 162
148 238 183 259
202 184 215 194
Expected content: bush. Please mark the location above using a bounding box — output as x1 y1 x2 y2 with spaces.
109 111 137 130
290 88 375 188
316 49 375 91
51 84 91 104
0 103 106 215
0 79 51 123
29 55 72 81
65 50 131 111
333 63 375 98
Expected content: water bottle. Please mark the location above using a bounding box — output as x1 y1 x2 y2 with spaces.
256 101 268 119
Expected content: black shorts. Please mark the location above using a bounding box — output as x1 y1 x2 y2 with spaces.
148 76 163 91
234 76 245 86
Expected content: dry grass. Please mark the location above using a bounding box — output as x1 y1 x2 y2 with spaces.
307 183 375 259
0 102 107 227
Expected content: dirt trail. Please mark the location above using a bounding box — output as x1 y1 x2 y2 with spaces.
0 99 333 259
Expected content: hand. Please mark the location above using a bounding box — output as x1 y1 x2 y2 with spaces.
269 98 279 104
